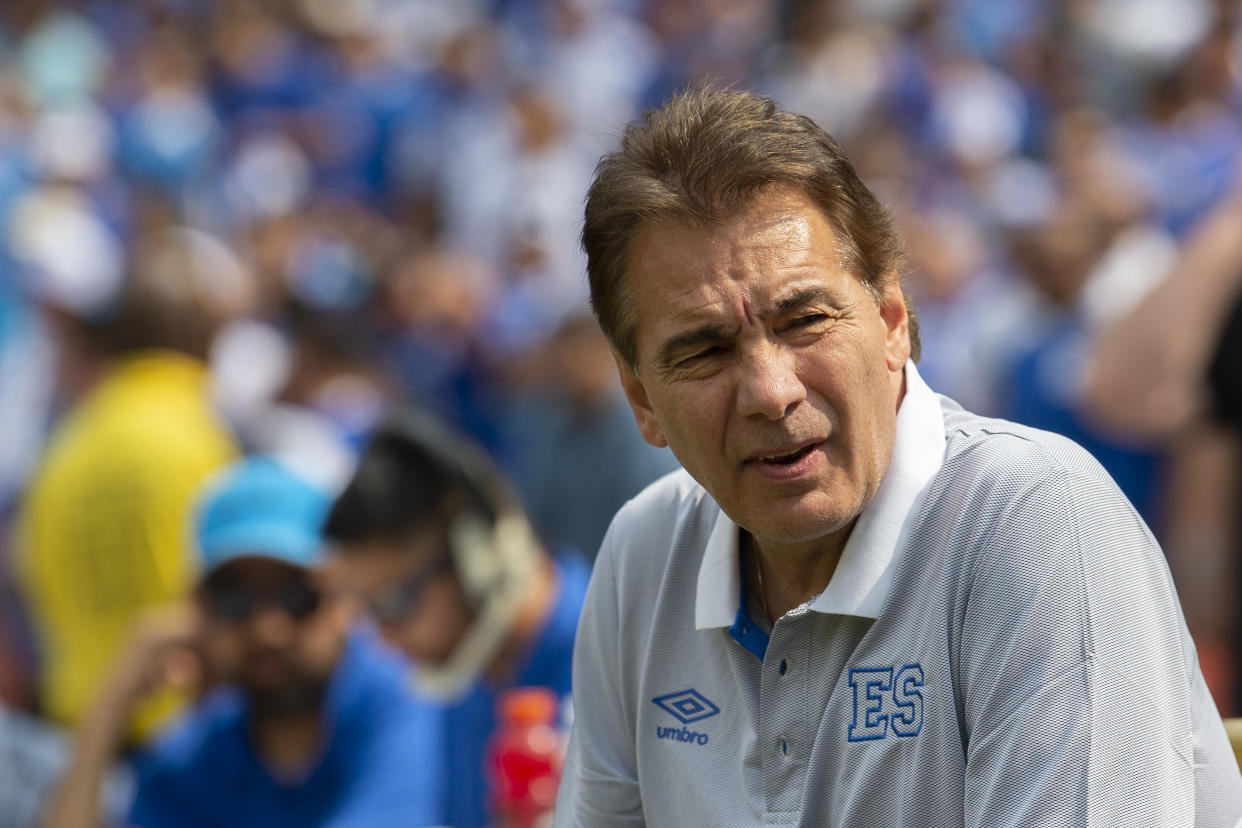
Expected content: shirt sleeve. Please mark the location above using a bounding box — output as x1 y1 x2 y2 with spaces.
553 523 645 827
958 462 1242 827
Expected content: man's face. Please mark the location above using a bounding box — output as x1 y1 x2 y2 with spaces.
326 530 474 667
197 557 349 718
617 185 910 556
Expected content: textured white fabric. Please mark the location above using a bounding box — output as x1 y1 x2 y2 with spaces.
555 371 1242 828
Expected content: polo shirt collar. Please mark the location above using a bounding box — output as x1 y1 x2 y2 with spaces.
695 361 946 630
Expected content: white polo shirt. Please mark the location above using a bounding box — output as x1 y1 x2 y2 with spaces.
555 364 1242 828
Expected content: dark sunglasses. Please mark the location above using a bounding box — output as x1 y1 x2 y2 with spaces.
363 555 454 625
203 579 322 624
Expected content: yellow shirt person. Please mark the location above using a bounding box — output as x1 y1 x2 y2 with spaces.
16 351 237 739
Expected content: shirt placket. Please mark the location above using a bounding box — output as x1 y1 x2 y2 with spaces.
757 608 814 826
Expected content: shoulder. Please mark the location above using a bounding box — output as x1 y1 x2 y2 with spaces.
137 689 245 781
930 402 1173 626
605 468 716 556
334 629 443 739
29 400 234 508
936 400 1125 511
337 627 421 705
322 635 449 823
584 468 716 638
591 468 718 599
921 400 1165 605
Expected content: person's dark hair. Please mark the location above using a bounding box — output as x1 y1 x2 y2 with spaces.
583 85 920 367
323 408 503 549
91 227 242 358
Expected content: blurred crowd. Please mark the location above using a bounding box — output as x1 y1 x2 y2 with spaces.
0 0 1240 823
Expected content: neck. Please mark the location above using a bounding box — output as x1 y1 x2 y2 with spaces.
250 711 325 779
744 527 852 624
483 554 557 687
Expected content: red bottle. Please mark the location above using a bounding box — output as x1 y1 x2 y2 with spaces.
489 687 563 828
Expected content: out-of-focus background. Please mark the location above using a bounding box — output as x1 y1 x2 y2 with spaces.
0 0 1240 804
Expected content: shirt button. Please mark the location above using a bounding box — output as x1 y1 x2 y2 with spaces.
779 659 788 676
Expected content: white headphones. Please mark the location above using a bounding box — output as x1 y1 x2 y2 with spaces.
382 410 540 701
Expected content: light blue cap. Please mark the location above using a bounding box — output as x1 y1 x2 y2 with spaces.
195 456 329 573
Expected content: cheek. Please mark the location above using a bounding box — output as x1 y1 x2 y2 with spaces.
299 602 350 668
402 579 473 661
200 629 243 677
652 384 726 448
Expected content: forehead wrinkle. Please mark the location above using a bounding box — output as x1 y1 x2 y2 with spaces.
659 281 741 340
722 209 814 278
657 234 836 341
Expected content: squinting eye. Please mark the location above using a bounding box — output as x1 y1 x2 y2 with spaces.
789 314 828 329
679 346 723 366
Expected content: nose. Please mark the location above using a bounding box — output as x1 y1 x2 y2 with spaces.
248 605 296 646
735 342 805 421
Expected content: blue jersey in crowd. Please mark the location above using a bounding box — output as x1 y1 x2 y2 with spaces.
442 552 590 828
127 628 446 828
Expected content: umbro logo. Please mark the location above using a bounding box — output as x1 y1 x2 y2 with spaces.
652 688 719 746
652 688 720 724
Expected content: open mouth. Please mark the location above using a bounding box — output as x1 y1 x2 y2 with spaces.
756 442 819 466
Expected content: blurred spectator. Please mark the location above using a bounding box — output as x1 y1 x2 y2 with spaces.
114 24 219 203
324 408 588 828
504 314 680 561
511 0 658 150
14 229 242 738
381 245 502 449
1085 172 1242 441
434 80 595 322
1 695 135 828
641 0 777 106
40 456 447 828
992 198 1166 523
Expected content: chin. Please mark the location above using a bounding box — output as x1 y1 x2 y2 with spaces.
745 500 862 549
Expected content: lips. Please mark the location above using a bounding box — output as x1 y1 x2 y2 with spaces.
744 438 826 481
755 443 817 465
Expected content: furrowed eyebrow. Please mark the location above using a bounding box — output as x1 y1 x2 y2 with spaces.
772 286 839 317
655 324 736 369
651 287 843 369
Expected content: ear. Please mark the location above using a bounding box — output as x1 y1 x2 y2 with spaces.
878 281 911 373
612 350 669 448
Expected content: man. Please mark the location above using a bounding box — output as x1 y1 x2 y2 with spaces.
324 408 589 828
41 457 447 828
16 229 242 738
553 87 1242 827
